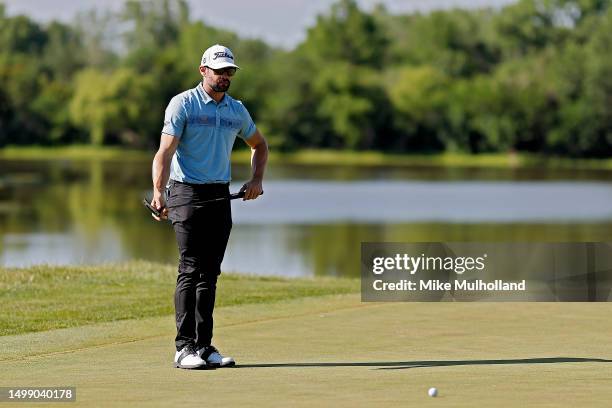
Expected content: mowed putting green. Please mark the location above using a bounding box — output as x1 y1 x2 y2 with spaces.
2 293 612 407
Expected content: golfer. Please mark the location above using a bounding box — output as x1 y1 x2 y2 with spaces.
150 44 268 369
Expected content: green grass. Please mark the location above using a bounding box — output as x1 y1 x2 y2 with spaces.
2 145 611 170
0 261 358 336
265 149 612 170
0 145 152 161
2 263 611 406
2 296 612 406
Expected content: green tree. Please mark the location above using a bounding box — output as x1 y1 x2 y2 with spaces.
279 0 392 150
73 9 120 70
31 80 83 144
262 52 333 150
69 68 156 146
491 0 610 58
387 66 450 151
312 62 393 149
0 9 48 145
299 0 389 68
121 0 189 71
0 86 13 146
40 22 86 81
547 7 612 156
381 9 501 77
0 13 46 54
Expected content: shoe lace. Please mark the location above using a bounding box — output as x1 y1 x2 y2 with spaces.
202 345 219 359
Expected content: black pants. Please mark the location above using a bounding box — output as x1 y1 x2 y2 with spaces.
167 180 232 351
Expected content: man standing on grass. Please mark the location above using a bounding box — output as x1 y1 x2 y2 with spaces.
150 44 268 369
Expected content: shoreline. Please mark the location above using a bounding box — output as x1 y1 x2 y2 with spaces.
1 145 611 170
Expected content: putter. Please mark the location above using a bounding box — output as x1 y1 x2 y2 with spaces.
143 198 163 218
143 190 263 218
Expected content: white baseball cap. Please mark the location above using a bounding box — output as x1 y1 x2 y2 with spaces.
200 44 239 69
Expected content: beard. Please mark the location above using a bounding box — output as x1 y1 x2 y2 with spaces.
211 80 230 92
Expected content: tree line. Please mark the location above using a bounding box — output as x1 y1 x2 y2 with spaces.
0 0 611 157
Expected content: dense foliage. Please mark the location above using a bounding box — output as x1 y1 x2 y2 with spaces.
0 0 611 157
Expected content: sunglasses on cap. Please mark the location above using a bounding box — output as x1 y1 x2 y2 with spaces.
209 67 237 77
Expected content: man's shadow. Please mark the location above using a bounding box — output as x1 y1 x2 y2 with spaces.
236 357 612 370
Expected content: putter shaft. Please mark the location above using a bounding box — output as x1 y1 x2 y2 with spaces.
143 190 262 217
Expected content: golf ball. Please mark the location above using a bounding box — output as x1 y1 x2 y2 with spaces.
428 387 438 397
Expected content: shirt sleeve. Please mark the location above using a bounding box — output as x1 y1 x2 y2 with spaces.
237 102 257 140
161 95 187 138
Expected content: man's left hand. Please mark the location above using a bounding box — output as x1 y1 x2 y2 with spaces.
240 179 263 200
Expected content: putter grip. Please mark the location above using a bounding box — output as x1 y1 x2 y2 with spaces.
143 198 162 217
230 190 263 200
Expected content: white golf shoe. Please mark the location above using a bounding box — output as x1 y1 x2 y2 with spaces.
174 345 207 369
197 345 235 367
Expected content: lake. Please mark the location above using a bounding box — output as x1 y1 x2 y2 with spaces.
0 158 611 277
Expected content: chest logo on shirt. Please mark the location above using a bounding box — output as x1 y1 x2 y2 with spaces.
220 117 241 129
189 115 215 126
188 115 241 130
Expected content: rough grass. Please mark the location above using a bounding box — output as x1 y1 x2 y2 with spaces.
0 261 358 336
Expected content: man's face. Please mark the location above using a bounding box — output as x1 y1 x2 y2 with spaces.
203 67 236 92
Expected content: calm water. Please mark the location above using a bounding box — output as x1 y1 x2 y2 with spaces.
1 158 611 277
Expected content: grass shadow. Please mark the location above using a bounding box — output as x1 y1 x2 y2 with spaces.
236 357 612 370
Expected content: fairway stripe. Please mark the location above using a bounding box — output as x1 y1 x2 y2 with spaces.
0 295 384 362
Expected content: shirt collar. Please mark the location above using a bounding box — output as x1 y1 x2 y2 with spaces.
196 82 228 106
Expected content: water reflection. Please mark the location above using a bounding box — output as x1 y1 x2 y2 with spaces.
1 158 611 277
231 180 612 223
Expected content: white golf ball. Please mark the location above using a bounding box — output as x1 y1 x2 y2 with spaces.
428 387 438 397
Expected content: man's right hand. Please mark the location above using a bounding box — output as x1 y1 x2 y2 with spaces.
151 133 179 222
151 191 168 221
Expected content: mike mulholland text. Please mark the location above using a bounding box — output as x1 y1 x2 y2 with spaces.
372 279 527 291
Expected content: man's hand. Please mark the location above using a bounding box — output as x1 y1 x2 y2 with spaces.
151 191 168 221
151 133 178 221
243 129 267 201
240 178 263 200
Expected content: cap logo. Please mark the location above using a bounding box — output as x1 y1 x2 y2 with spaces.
213 51 233 60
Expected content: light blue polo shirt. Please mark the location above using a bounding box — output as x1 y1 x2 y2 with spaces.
162 82 257 184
